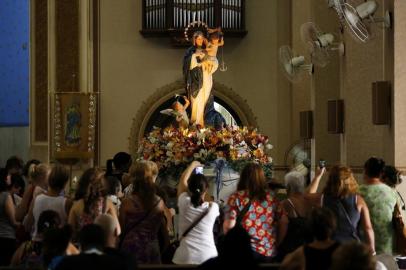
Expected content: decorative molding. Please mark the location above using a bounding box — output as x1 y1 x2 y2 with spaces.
55 0 79 92
32 0 48 143
129 80 258 157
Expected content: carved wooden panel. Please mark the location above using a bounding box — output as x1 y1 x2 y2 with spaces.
34 0 48 141
55 0 79 92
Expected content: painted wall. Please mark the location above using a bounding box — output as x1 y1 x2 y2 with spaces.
340 0 394 167
99 0 293 166
0 127 29 167
290 0 394 167
0 0 29 126
0 0 30 166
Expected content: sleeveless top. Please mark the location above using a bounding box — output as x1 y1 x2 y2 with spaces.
277 199 311 259
78 198 107 229
322 194 360 243
225 190 284 257
0 192 15 239
304 242 340 270
173 192 219 265
120 196 164 264
32 194 67 238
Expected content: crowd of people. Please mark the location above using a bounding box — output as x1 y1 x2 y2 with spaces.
0 153 403 269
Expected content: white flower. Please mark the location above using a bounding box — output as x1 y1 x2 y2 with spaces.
167 142 174 149
224 138 233 145
200 149 208 156
268 156 273 163
266 144 273 150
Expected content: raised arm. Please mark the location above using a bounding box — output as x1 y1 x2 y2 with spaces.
182 96 190 110
5 194 20 227
15 184 34 221
306 167 326 194
107 199 121 236
358 195 375 254
177 161 201 197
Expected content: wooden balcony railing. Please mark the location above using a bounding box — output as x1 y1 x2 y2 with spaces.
140 0 247 42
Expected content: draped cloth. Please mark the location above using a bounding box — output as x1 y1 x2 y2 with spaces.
183 46 218 126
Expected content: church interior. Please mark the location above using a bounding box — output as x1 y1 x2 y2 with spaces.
1 0 406 269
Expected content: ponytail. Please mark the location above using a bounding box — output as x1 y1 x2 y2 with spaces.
29 163 51 185
188 174 208 208
190 189 203 208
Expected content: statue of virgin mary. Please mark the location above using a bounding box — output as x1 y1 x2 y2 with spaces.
183 31 218 127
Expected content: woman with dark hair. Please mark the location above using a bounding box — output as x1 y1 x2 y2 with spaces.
223 162 288 262
68 168 120 240
106 152 132 187
172 161 219 265
42 225 73 270
5 156 24 176
307 165 375 253
281 207 340 270
9 174 25 206
199 225 258 269
73 168 104 201
0 174 20 266
359 157 397 254
382 165 406 213
119 161 168 264
11 210 78 267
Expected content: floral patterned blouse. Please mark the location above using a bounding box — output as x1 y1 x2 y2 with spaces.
225 190 284 257
359 183 397 254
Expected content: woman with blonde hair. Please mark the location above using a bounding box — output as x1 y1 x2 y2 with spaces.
119 160 168 264
307 165 375 253
16 164 50 222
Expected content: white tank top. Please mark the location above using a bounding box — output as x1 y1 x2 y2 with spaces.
32 194 67 238
172 192 219 265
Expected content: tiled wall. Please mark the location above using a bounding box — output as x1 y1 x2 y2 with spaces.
0 0 29 126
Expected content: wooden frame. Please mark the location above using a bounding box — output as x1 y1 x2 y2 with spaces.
53 92 96 160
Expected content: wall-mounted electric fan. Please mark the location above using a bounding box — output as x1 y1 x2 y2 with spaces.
332 0 391 43
279 45 314 83
300 22 345 67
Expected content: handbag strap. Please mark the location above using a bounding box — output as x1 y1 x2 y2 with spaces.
180 203 212 240
236 199 252 225
337 199 359 239
397 190 406 210
287 198 301 218
120 198 161 244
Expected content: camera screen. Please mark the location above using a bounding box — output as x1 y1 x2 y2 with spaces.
319 160 326 168
195 166 204 175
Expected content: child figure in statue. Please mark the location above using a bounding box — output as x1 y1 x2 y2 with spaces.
160 95 190 129
204 28 224 73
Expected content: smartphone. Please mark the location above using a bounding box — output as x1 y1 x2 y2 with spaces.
194 166 204 175
319 159 326 169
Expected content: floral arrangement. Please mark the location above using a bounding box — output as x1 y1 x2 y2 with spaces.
137 125 273 178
